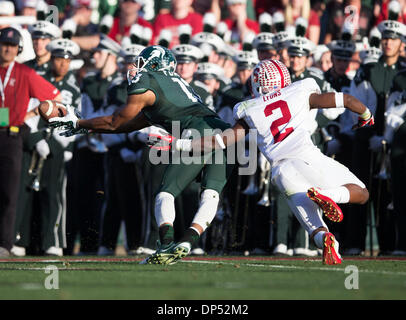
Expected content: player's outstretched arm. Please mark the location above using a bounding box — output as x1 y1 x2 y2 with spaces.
50 91 155 135
78 91 155 133
176 119 249 153
309 92 374 129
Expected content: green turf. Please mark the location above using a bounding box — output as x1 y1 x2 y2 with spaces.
0 257 405 300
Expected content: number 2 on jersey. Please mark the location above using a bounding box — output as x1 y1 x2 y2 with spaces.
264 100 294 143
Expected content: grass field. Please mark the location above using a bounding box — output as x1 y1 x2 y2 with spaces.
1 255 406 301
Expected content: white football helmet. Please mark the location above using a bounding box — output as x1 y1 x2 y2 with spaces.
250 59 291 97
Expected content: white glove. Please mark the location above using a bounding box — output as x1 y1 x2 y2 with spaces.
369 135 384 152
36 139 50 159
64 151 73 162
49 104 80 131
325 139 341 157
120 148 139 163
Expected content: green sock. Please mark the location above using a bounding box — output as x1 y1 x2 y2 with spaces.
159 224 174 245
180 228 200 247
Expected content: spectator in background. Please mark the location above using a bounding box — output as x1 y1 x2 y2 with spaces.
153 0 203 48
0 0 15 31
70 0 99 36
20 0 38 17
321 0 345 44
375 0 406 25
108 0 153 44
0 27 61 257
255 0 286 16
222 0 259 48
0 0 35 63
284 0 321 44
313 44 332 72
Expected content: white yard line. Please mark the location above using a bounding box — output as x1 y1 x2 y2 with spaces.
183 260 406 277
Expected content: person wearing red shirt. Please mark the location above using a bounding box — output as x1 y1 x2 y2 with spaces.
284 0 320 44
374 0 406 25
0 27 60 257
153 0 203 48
108 0 154 44
222 0 260 49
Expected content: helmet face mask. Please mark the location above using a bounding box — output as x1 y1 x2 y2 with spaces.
130 45 177 77
250 59 291 97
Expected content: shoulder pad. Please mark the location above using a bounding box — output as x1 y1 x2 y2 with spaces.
127 72 150 95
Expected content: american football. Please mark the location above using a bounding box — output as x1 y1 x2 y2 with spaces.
38 100 67 122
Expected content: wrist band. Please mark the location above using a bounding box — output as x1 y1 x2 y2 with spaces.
360 108 371 120
334 92 344 108
175 139 192 152
215 134 226 150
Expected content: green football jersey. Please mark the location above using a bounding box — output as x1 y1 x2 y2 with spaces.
128 71 218 133
44 71 81 109
25 59 51 77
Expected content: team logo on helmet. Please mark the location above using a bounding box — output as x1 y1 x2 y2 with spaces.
251 59 291 97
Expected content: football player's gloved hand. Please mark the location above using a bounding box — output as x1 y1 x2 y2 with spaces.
49 105 88 136
369 135 385 152
352 108 375 130
325 138 341 157
35 139 50 159
147 132 176 151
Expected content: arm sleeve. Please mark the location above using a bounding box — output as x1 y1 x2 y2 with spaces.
28 68 60 100
303 78 321 106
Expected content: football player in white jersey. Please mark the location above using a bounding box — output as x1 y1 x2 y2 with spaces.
159 59 375 265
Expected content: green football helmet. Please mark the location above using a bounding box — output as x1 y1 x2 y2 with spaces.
135 45 177 74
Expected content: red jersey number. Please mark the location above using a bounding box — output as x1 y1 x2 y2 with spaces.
264 100 294 143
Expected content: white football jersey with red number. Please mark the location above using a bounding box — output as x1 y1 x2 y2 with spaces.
233 78 321 165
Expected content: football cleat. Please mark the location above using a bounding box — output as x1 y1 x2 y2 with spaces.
307 187 344 222
322 232 342 265
139 242 191 265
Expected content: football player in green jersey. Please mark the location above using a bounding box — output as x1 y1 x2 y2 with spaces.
49 45 234 264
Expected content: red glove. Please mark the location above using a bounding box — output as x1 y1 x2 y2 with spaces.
352 109 375 130
147 133 175 151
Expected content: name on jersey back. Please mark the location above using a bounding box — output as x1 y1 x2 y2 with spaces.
262 91 281 102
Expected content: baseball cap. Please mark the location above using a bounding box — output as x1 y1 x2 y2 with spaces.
0 27 22 46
